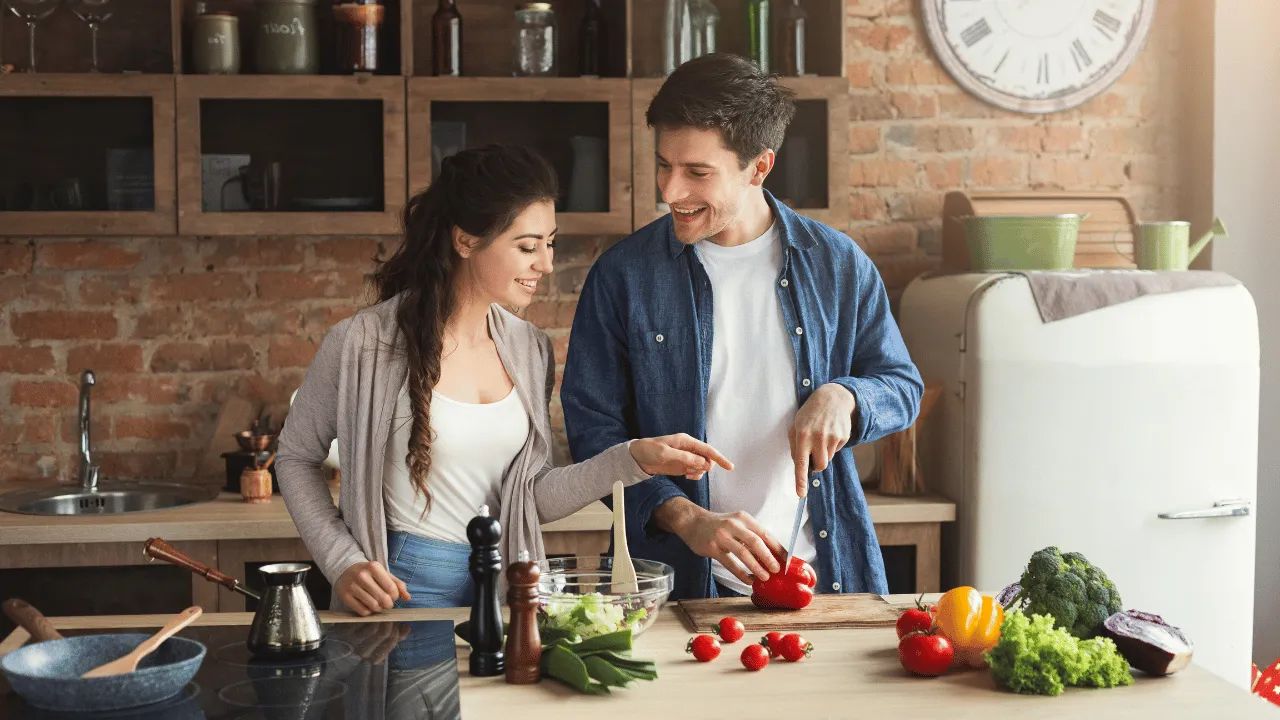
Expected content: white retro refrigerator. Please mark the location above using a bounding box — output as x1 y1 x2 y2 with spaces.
898 273 1259 689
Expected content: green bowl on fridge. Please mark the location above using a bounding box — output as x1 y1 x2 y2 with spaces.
955 213 1087 271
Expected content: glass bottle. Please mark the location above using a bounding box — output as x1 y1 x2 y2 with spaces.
780 0 806 76
579 0 602 76
334 1 383 73
689 0 718 59
432 0 462 76
663 0 692 75
513 2 556 77
745 0 770 73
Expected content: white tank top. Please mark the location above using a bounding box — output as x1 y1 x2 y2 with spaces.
383 381 530 543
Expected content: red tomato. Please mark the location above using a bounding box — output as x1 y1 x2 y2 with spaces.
896 608 934 640
761 631 786 658
686 634 721 662
779 633 813 662
717 616 745 643
740 643 770 671
898 630 953 677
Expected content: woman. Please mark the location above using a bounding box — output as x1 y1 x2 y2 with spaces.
276 145 731 616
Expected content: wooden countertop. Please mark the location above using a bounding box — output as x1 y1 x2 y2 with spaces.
0 601 1267 719
0 485 954 545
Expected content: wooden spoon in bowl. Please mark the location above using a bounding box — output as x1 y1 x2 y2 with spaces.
610 481 639 595
81 606 203 678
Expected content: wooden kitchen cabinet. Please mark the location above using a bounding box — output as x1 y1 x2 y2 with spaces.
175 74 407 236
0 74 177 236
1 0 852 240
407 76 633 235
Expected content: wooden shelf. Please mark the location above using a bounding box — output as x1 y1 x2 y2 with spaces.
3 1 853 239
175 74 406 236
0 74 176 236
407 76 633 235
632 76 849 232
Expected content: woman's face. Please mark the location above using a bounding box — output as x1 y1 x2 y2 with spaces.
457 200 556 310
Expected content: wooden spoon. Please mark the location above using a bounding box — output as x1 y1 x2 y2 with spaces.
610 481 639 595
81 606 203 678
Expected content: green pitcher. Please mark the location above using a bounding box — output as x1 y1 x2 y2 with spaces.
1123 217 1228 271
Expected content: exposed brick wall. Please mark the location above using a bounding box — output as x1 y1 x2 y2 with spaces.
0 1 1191 482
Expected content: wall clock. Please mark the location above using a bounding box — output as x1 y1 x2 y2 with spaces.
922 0 1156 114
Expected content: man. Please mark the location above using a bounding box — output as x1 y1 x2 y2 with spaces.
561 54 923 600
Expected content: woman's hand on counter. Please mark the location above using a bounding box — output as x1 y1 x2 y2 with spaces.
629 433 734 480
336 561 411 616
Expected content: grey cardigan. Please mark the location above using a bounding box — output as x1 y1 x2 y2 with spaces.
275 294 648 611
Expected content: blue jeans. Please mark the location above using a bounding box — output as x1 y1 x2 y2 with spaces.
387 530 474 608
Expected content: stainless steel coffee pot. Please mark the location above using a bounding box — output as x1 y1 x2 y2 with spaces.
144 539 325 657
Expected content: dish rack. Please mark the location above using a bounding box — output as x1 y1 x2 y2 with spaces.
940 191 1139 273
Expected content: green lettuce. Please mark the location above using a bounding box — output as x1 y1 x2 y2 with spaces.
540 592 647 639
986 609 1133 696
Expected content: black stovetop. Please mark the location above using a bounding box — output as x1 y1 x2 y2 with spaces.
0 620 461 720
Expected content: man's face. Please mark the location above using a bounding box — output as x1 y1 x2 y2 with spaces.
655 127 766 244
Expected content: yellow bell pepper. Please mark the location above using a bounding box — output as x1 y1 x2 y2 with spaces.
933 586 1004 668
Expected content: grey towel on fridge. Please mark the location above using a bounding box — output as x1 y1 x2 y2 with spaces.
1015 269 1241 322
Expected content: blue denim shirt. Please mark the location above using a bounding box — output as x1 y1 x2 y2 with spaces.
561 192 924 600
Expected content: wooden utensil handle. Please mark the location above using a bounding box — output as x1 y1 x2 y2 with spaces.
2 598 64 642
144 537 244 592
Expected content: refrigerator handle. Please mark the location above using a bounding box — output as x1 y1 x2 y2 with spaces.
1157 499 1252 520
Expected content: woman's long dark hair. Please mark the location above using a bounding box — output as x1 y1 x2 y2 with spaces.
373 144 559 513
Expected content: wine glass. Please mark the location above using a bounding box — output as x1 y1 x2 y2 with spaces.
4 0 59 73
67 0 114 72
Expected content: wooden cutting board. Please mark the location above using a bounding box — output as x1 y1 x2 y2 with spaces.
676 594 901 632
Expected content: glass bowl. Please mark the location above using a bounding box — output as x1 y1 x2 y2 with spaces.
535 556 674 638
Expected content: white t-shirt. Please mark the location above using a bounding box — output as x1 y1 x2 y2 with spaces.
383 382 530 543
696 223 816 595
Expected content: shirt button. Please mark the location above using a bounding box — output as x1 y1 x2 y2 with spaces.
780 279 789 288
795 327 804 336
811 478 820 488
818 530 828 539
832 582 841 591
655 334 664 343
801 378 811 387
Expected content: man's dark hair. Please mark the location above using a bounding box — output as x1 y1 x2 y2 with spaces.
646 53 797 169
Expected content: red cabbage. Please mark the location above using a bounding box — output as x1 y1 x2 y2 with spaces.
1101 610 1194 676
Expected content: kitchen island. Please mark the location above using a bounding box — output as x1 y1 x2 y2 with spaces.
0 601 1270 719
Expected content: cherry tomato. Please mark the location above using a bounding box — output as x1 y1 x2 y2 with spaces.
896 594 936 639
779 633 813 662
760 631 786 658
740 643 770 671
686 634 721 662
717 616 745 643
898 630 954 677
896 608 934 639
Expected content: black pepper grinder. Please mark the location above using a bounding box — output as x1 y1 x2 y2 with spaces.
466 504 504 676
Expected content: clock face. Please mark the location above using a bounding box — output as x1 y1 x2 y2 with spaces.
923 0 1155 114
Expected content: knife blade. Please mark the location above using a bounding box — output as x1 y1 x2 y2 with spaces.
783 494 806 572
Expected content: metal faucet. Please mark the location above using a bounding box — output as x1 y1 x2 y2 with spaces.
78 370 99 491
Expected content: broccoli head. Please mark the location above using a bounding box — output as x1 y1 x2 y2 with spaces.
1015 547 1122 639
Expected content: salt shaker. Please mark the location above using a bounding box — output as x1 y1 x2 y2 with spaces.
466 504 504 676
504 549 542 684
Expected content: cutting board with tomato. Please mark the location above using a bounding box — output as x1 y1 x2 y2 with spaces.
675 594 901 632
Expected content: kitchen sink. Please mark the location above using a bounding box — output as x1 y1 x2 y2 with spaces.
0 482 220 516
